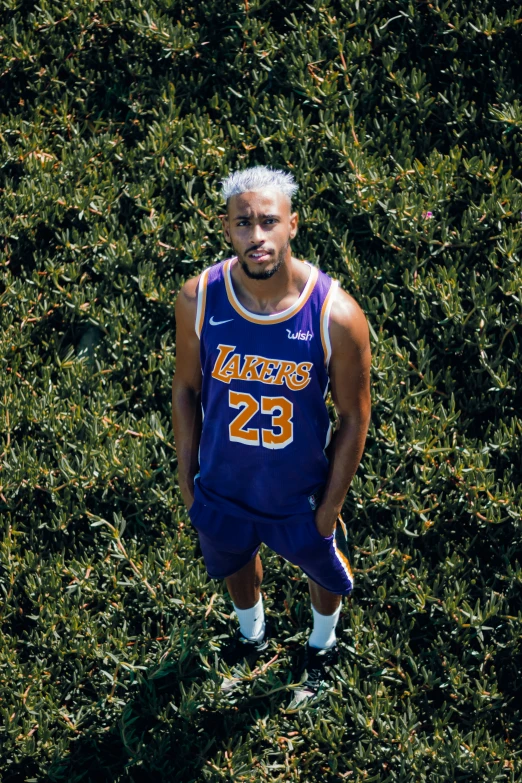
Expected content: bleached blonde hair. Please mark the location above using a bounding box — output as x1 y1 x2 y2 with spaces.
221 165 298 204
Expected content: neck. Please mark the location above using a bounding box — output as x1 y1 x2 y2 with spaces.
230 253 310 315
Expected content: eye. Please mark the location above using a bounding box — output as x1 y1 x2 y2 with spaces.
265 218 276 225
237 220 249 226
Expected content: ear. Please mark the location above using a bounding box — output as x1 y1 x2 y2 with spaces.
221 213 231 243
289 211 298 240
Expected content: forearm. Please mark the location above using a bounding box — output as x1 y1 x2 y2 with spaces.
172 384 202 508
319 413 369 521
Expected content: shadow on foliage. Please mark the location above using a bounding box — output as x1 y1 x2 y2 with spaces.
44 654 285 783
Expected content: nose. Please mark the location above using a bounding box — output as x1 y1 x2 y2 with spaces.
250 222 264 245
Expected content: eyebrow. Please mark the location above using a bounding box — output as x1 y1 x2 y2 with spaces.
234 213 279 220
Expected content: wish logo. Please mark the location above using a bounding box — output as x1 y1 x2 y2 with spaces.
286 329 313 341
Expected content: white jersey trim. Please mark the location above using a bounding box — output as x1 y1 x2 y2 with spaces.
224 258 318 324
320 280 338 367
195 268 210 338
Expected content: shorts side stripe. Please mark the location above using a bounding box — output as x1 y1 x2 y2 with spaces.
333 517 354 583
337 515 348 539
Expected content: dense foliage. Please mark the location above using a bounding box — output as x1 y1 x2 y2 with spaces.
1 0 521 780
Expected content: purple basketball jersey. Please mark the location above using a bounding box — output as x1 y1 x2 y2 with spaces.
193 257 338 521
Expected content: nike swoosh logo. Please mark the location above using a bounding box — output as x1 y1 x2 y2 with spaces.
209 316 234 326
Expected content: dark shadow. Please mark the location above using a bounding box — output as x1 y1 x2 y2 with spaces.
45 645 293 782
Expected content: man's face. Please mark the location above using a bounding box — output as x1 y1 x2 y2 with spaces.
222 189 298 280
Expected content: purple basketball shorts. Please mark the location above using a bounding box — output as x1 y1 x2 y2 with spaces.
188 497 354 596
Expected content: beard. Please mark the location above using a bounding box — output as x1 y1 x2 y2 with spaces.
237 242 288 280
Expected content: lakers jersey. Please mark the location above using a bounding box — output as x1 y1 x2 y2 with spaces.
193 257 337 522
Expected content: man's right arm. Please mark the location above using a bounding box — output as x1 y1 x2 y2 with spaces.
172 276 202 510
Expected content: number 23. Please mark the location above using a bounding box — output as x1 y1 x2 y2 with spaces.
229 390 293 449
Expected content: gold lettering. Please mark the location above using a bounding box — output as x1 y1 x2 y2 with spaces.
239 355 263 381
286 361 313 391
273 361 298 387
211 344 236 383
212 349 312 390
221 353 241 380
256 358 277 384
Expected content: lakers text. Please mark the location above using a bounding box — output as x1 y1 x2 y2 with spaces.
211 344 312 391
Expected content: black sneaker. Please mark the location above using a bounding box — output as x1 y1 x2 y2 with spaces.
218 625 271 694
287 643 339 709
221 625 271 667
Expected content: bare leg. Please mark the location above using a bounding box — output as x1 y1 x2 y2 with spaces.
308 577 342 615
225 552 263 609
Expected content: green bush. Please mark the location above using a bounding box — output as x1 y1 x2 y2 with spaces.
0 0 521 780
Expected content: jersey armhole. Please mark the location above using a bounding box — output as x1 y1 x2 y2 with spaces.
320 279 338 367
195 268 209 339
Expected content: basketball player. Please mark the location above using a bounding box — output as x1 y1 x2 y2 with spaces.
172 166 371 706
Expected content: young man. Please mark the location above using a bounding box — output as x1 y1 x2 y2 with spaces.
172 166 371 706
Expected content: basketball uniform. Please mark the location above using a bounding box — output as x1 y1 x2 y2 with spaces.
188 257 353 595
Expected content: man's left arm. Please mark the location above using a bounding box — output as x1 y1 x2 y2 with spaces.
315 288 372 537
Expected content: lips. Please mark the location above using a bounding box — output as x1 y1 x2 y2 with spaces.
248 250 272 262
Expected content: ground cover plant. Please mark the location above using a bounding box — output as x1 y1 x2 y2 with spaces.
1 0 521 780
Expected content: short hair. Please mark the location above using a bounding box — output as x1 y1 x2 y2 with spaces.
221 165 298 205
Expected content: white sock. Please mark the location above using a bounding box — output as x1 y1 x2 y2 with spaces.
232 595 265 642
308 603 342 649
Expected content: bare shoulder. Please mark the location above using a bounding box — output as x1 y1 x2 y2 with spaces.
177 274 200 305
175 274 201 322
329 285 370 354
